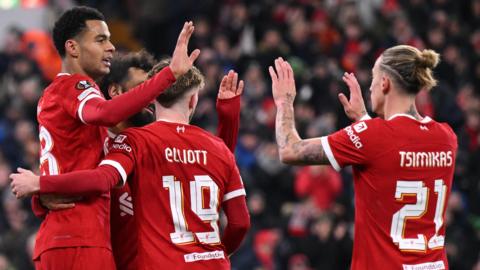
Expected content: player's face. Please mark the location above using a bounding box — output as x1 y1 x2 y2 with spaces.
369 57 385 116
120 68 154 126
77 20 115 79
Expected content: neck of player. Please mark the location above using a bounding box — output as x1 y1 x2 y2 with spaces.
154 102 191 125
384 89 422 121
62 58 101 81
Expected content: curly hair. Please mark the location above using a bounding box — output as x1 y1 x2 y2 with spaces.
52 6 105 57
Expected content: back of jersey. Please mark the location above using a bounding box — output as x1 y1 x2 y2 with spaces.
323 115 457 270
109 121 245 270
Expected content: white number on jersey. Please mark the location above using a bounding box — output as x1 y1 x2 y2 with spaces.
163 175 220 245
390 179 447 252
39 126 59 175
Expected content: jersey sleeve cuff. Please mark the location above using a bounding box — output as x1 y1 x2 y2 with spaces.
360 114 372 121
100 160 127 185
320 136 341 171
223 189 246 202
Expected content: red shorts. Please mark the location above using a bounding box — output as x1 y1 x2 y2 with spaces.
34 247 115 270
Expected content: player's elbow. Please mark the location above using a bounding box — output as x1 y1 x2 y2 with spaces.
278 148 299 164
231 215 251 238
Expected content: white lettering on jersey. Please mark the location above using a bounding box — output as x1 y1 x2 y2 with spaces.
184 251 225 263
344 126 363 149
399 151 453 167
114 134 127 143
119 192 133 217
165 147 208 165
353 121 368 133
103 137 110 155
111 143 132 152
402 261 445 270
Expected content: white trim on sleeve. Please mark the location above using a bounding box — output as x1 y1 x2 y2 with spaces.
78 94 103 124
320 136 341 171
223 189 246 202
100 159 127 185
359 114 372 121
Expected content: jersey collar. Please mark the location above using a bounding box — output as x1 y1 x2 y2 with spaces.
56 72 70 77
388 113 432 123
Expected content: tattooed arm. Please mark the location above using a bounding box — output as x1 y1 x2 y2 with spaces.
269 58 330 165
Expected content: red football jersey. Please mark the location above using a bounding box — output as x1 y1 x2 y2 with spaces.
103 121 245 270
35 73 110 258
107 132 137 270
322 114 457 270
110 183 136 270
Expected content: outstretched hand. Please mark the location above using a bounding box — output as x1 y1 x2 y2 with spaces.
269 57 296 107
10 168 40 199
218 70 244 100
338 72 368 121
169 21 201 79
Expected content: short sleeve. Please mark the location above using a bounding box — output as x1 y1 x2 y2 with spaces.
100 132 138 185
321 119 379 171
60 77 105 123
223 154 246 202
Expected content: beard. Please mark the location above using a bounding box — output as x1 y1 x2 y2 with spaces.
128 105 155 127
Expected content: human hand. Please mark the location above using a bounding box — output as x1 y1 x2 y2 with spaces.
39 194 82 211
269 57 296 107
338 72 368 122
217 70 244 100
10 168 40 199
169 21 201 79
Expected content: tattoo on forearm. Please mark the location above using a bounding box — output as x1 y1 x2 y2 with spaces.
295 140 328 164
276 106 297 150
275 104 329 165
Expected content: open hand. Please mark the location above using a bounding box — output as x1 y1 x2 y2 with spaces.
269 57 296 107
218 70 244 100
338 72 368 121
169 21 201 79
10 168 40 199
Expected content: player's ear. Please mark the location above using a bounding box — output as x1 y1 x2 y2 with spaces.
108 84 123 98
381 75 390 95
65 39 80 58
188 93 195 110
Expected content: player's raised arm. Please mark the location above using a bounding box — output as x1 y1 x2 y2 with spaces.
338 72 370 122
216 70 244 152
270 57 330 165
80 22 201 126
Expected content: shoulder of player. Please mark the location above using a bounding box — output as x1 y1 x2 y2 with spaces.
435 121 458 143
191 125 228 145
59 74 98 91
346 117 385 136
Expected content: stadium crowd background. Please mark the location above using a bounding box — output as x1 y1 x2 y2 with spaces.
0 0 479 269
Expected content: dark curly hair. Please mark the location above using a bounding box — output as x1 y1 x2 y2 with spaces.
52 6 105 57
99 50 156 99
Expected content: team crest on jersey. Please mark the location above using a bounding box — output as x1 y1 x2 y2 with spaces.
353 121 368 133
114 134 127 143
76 80 93 90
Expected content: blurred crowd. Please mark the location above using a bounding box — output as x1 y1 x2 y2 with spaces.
0 0 479 269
